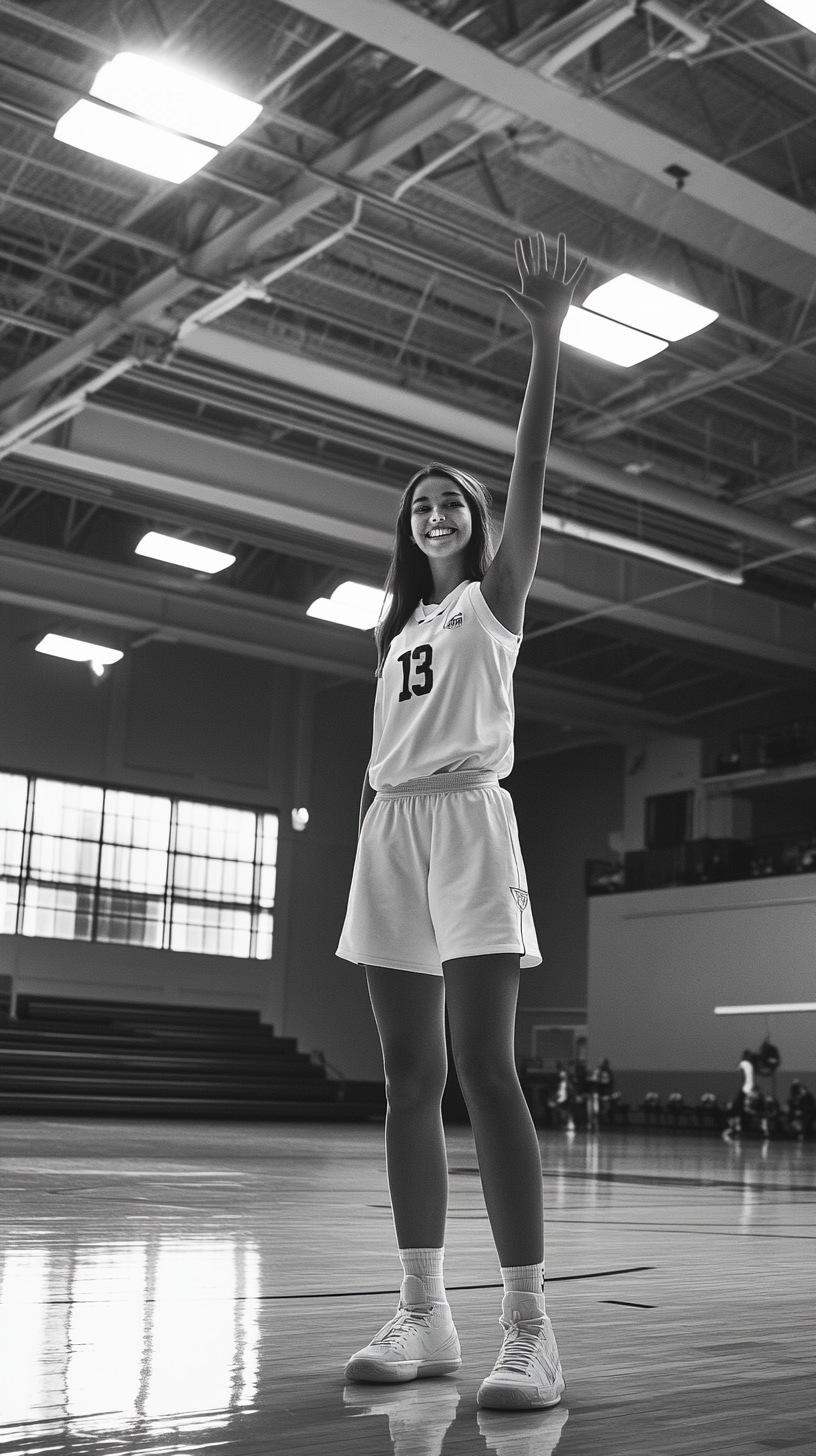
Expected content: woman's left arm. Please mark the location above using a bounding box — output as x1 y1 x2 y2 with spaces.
481 232 586 634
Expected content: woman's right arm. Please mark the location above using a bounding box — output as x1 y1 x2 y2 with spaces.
359 770 376 837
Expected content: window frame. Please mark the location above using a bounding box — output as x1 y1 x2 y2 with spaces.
0 767 278 960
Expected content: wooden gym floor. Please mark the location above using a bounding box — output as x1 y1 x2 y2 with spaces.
0 1118 813 1456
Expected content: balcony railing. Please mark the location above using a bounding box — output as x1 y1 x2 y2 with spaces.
586 832 816 895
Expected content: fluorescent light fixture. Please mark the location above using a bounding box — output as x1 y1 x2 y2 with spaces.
36 634 123 677
541 511 743 584
307 581 391 630
714 1002 816 1015
560 306 669 367
583 274 718 341
55 100 216 182
135 532 235 573
90 52 262 145
764 1 816 34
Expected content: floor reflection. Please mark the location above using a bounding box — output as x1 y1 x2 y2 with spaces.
0 1237 260 1434
0 1120 812 1455
344 1380 461 1456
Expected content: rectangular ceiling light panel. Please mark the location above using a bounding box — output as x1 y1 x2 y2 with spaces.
135 532 235 573
36 634 123 668
307 581 390 630
559 306 669 367
90 53 262 145
583 273 718 341
55 100 216 182
764 1 816 33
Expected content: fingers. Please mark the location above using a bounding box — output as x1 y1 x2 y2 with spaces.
514 237 529 285
513 231 587 289
555 231 566 281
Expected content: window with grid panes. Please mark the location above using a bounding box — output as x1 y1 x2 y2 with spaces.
0 771 277 959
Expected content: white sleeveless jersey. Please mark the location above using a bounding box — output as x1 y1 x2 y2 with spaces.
368 580 521 790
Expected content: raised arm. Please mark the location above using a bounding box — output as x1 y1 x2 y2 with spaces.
481 232 586 635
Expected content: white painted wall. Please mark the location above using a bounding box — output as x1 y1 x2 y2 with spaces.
588 874 816 1073
0 935 282 1026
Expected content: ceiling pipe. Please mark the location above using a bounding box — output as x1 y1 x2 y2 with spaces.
538 1 638 77
0 200 365 458
174 195 363 341
0 355 137 462
642 0 711 58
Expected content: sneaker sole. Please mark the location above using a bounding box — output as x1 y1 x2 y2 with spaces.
344 1355 461 1383
477 1379 565 1410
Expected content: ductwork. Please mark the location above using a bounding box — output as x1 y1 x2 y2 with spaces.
176 325 816 566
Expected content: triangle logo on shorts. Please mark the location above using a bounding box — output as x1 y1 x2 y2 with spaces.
510 887 529 910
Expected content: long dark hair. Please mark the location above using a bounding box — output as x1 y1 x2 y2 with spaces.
375 463 494 674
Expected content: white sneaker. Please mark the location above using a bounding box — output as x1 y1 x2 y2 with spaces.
477 1294 565 1411
344 1275 462 1383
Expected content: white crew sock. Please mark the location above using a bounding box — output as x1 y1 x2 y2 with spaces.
501 1262 546 1314
399 1246 447 1304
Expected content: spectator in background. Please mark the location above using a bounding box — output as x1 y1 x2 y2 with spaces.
755 1035 781 1099
586 1057 614 1131
723 1049 758 1140
787 1079 815 1139
549 1062 576 1133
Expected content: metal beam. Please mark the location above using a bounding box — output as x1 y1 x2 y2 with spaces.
515 134 816 304
16 403 816 672
284 0 816 263
3 0 809 429
0 71 472 413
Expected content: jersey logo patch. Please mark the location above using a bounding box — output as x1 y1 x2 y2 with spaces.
510 887 529 911
444 613 464 630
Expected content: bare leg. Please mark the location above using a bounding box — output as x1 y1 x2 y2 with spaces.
444 953 544 1267
365 966 448 1249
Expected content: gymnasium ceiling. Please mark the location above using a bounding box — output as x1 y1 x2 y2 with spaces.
0 0 814 757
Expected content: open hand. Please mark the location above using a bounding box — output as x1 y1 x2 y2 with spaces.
501 231 587 334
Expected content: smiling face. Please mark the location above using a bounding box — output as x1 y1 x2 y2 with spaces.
409 474 473 562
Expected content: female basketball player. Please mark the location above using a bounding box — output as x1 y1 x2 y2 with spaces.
337 231 587 1410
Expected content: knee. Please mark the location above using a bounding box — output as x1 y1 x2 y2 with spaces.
384 1045 446 1114
454 1049 518 1107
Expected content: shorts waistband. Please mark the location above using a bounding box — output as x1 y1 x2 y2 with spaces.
376 770 499 798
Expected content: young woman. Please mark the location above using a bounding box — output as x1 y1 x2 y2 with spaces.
337 231 587 1410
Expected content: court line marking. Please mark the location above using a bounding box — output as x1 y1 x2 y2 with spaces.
542 1217 816 1239
248 1264 657 1300
449 1168 816 1194
601 1299 657 1308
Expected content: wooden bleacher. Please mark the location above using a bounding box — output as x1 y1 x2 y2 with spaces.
0 994 385 1121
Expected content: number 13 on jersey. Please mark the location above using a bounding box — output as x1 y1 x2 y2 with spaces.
398 645 434 701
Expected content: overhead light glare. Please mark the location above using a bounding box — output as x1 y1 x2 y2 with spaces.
715 1002 816 1015
541 511 743 584
90 52 262 145
55 100 216 182
560 306 669 367
307 581 391 630
583 274 718 341
36 634 123 674
763 1 816 34
135 532 235 573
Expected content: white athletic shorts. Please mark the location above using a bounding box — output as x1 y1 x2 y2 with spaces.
336 769 541 975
